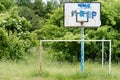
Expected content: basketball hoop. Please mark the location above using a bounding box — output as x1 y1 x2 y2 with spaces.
80 21 84 26
64 3 101 27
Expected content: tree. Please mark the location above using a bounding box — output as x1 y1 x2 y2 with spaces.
15 0 35 6
0 27 25 60
18 6 43 31
0 0 14 9
0 3 5 11
1 8 31 34
47 7 63 27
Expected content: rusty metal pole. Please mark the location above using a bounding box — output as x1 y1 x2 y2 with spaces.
40 40 43 73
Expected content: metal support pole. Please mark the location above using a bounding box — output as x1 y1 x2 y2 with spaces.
109 41 111 74
81 28 84 72
40 41 43 73
102 39 104 68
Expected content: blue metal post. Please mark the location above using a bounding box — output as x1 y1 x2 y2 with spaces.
81 28 84 72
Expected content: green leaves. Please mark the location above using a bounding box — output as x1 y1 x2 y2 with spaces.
47 7 63 27
0 9 32 34
0 3 5 11
1 0 120 62
0 28 25 60
0 0 14 10
0 4 38 60
35 24 65 40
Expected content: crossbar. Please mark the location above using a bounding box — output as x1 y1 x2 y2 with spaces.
40 40 111 42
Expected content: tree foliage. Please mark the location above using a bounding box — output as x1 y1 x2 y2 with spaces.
0 28 25 60
0 0 120 62
0 1 37 60
0 0 14 10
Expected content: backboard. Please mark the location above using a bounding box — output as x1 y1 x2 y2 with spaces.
64 2 101 27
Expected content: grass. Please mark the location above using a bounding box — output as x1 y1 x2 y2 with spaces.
40 61 120 80
0 50 120 80
1 61 120 80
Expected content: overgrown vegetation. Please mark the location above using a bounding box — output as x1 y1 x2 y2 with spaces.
0 0 120 63
0 50 120 80
0 0 120 79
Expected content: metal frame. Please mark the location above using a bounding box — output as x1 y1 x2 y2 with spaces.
40 39 111 74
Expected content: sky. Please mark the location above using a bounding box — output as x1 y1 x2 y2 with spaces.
31 0 35 3
42 0 49 3
42 0 60 4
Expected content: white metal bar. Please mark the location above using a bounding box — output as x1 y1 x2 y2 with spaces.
109 41 112 74
102 39 104 68
41 40 111 42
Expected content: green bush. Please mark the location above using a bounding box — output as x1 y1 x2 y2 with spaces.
0 3 5 11
1 11 32 34
0 0 14 9
0 28 25 60
19 31 38 51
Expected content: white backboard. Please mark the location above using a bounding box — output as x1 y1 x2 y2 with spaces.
64 3 101 27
